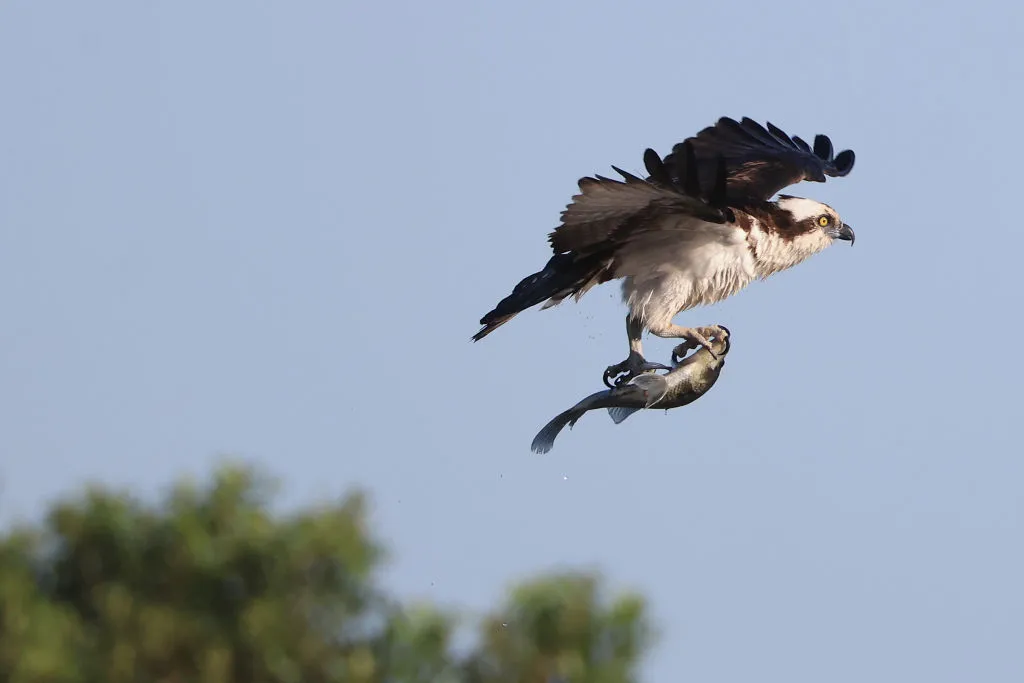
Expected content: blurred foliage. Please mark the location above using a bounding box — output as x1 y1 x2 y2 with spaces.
0 464 654 683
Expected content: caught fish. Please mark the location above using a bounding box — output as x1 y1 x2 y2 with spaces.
531 325 731 453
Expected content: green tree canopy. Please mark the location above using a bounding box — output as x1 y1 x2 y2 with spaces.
0 464 654 683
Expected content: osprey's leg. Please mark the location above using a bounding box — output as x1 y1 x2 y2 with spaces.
602 315 669 388
647 323 723 363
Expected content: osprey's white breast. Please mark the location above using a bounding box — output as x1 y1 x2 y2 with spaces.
615 213 834 326
616 223 758 326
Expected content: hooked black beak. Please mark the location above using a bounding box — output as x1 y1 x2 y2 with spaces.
832 223 855 245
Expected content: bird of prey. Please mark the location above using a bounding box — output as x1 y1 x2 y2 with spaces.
472 116 856 387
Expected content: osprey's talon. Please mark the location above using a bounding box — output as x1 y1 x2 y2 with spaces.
603 351 670 389
676 326 724 362
672 340 698 365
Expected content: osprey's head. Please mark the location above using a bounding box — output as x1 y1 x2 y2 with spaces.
777 195 855 245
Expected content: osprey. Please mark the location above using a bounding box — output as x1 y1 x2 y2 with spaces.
473 116 856 387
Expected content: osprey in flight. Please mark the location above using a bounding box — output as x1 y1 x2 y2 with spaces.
473 116 856 387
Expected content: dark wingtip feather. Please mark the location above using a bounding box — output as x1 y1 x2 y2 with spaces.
681 141 702 197
643 148 671 185
813 134 834 162
719 116 752 140
765 121 792 144
740 117 771 139
832 149 855 175
708 154 729 208
611 165 644 183
766 122 805 153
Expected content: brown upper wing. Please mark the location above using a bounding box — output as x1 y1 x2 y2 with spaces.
548 167 731 255
652 117 855 205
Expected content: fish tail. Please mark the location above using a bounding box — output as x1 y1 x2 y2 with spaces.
530 407 585 454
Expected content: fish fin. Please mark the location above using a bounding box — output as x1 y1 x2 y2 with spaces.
627 374 669 407
607 406 641 424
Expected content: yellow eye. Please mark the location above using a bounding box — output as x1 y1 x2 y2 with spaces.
818 215 830 227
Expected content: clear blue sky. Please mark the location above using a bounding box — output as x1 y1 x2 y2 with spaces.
2 2 1022 681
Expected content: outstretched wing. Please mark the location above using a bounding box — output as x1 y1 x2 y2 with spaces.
655 116 855 204
548 166 732 256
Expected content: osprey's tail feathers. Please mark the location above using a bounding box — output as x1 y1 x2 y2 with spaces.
473 252 607 341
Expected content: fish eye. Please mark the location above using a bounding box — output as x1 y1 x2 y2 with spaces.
817 215 831 227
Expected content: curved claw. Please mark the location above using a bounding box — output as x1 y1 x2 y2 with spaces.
674 344 717 363
671 347 690 365
672 340 700 365
673 325 731 364
603 355 670 389
603 366 624 389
